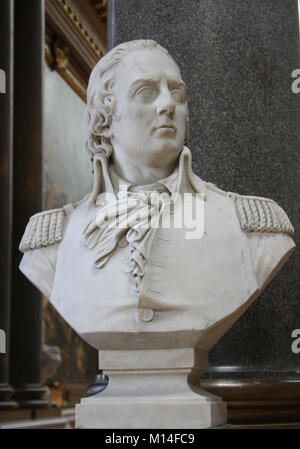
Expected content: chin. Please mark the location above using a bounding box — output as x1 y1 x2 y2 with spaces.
154 139 183 156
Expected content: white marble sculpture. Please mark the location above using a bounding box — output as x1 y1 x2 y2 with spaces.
19 40 295 428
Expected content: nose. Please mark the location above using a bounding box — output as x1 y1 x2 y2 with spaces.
156 88 175 116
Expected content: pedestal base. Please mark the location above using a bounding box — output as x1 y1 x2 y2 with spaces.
76 348 227 429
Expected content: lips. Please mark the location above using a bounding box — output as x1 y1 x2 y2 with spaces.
156 124 176 131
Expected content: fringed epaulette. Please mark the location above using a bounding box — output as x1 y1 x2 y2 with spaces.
235 194 294 236
19 207 67 252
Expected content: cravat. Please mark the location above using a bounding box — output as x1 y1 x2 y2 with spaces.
83 188 170 293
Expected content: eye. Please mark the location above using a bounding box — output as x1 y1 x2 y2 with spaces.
135 85 156 101
171 89 186 102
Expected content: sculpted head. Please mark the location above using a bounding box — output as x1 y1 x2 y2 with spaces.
86 40 190 171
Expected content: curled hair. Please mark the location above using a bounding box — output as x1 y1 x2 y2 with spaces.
86 39 189 158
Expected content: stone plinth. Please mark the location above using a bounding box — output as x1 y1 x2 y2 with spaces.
76 349 227 428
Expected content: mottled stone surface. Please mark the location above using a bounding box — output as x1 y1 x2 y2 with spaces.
108 0 300 376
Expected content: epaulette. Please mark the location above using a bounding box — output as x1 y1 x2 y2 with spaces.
19 205 72 252
234 194 294 236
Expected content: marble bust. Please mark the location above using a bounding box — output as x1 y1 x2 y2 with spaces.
19 40 295 428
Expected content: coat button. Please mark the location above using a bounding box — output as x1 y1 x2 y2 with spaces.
139 308 154 322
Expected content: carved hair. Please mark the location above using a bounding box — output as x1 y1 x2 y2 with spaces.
86 39 190 158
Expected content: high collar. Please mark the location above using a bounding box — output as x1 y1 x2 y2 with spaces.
108 161 180 195
88 146 207 205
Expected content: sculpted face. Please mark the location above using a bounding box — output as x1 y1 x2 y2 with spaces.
109 49 188 168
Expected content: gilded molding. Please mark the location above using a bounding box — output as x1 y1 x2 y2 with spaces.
45 0 107 101
55 0 105 59
53 38 70 70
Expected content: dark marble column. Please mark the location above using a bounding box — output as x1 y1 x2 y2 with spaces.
108 0 300 379
0 0 18 410
10 0 48 408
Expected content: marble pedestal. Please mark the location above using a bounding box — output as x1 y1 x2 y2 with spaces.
76 348 227 428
